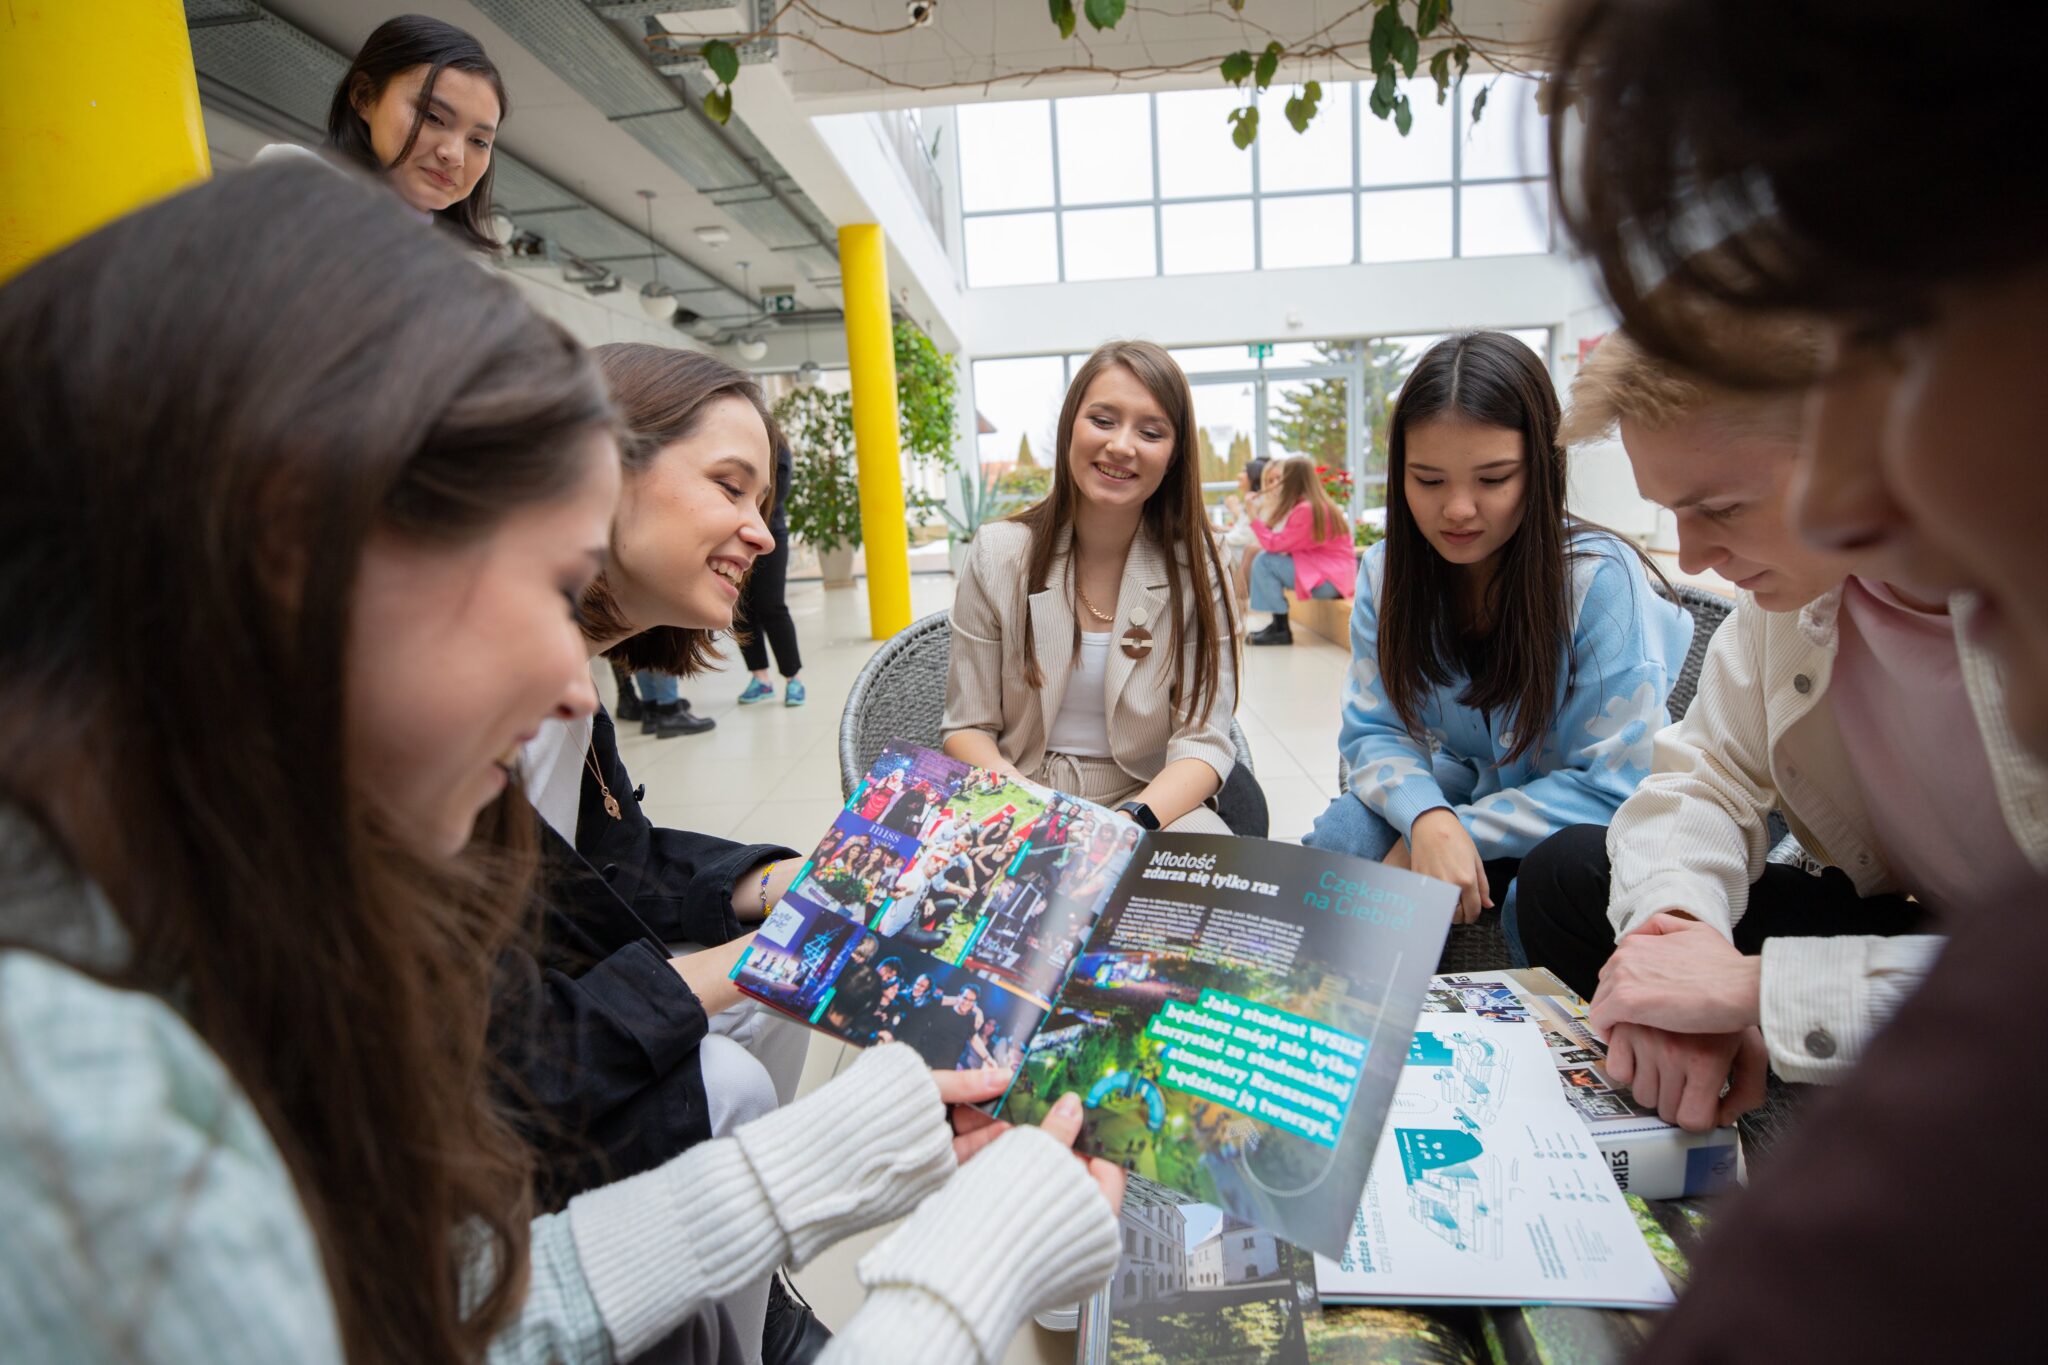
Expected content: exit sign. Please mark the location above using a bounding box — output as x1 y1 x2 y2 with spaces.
1247 342 1273 360
760 291 797 314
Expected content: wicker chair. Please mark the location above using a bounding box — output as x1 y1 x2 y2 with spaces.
838 609 1267 835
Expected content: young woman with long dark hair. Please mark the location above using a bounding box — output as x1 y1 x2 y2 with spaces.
0 161 1120 1365
257 14 507 252
1535 2 2048 1355
1303 332 1692 923
943 340 1240 833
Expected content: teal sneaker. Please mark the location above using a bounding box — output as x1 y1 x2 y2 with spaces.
784 678 808 707
738 678 775 705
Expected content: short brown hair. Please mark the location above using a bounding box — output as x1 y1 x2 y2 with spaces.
583 344 779 675
1561 315 1820 448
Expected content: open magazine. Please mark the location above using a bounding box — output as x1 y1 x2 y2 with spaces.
729 742 1455 1256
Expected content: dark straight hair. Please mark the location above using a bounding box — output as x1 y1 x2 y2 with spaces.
1009 340 1238 727
0 161 613 1363
1547 0 2047 383
584 343 779 675
326 14 508 255
1378 332 1667 762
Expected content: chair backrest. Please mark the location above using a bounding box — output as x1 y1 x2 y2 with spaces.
838 608 1254 795
1665 583 1734 722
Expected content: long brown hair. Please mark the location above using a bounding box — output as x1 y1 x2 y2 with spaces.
1010 340 1236 726
1546 0 2043 385
583 343 779 675
327 14 509 255
1269 455 1345 543
1378 332 1666 762
0 163 614 1362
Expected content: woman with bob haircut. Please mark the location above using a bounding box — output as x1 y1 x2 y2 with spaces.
0 161 1121 1365
943 340 1240 834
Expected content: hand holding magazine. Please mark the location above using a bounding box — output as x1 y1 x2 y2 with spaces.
730 742 1454 1257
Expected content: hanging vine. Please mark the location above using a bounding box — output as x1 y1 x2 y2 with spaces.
665 2 1540 147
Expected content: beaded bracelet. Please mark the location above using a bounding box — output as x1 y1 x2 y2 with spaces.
758 860 781 917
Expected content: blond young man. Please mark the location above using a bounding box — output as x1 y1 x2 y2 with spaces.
1513 326 2048 1132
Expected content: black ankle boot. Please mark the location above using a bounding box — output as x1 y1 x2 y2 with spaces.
649 700 715 738
1247 617 1293 645
763 1273 832 1365
613 688 644 724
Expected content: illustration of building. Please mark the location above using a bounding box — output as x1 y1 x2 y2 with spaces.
1115 1189 1189 1304
1188 1216 1283 1289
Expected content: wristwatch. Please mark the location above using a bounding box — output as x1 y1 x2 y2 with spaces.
1116 800 1161 830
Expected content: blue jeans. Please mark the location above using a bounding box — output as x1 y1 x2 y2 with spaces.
633 670 679 705
1250 552 1339 613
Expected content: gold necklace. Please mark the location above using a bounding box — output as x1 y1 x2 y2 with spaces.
585 745 622 819
1075 580 1115 623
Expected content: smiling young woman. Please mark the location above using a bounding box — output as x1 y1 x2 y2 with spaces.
1303 332 1693 925
942 340 1240 834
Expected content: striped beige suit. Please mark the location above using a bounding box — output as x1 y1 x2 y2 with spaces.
942 520 1236 833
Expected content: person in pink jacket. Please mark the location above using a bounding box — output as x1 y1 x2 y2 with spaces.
1247 455 1356 645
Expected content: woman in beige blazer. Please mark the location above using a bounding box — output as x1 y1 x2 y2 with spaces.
943 341 1240 833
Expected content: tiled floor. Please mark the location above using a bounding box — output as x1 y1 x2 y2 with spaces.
602 570 1359 1363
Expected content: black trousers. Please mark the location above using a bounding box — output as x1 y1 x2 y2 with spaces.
738 520 802 676
1514 823 1928 1001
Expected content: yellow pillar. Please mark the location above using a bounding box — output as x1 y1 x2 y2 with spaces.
838 222 912 640
0 0 211 282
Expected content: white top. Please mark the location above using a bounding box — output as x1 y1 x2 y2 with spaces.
1044 631 1114 759
523 714 594 842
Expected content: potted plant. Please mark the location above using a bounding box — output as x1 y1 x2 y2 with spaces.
774 386 862 586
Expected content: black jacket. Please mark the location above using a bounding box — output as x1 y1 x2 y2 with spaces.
496 706 798 1206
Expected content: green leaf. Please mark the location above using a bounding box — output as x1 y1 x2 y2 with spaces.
1470 83 1489 125
1220 50 1254 86
1048 0 1076 40
1416 0 1449 38
1368 66 1398 120
1394 94 1413 136
1429 48 1453 103
702 84 732 125
1392 25 1420 78
700 38 740 86
1083 0 1125 31
1454 42 1471 77
1227 0 1247 10
1369 4 1400 71
1255 41 1283 90
1227 104 1259 150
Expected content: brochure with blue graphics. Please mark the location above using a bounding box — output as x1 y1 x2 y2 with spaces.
730 742 1456 1258
1312 1018 1676 1310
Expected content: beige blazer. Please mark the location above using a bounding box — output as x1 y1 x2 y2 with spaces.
942 520 1238 787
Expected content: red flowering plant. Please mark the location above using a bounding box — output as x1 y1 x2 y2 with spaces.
1313 464 1354 502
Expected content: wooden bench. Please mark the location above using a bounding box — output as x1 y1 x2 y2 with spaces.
1284 588 1351 647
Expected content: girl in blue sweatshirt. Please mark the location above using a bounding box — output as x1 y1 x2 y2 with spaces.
1306 332 1693 923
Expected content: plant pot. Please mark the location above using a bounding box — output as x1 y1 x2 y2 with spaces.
819 545 857 587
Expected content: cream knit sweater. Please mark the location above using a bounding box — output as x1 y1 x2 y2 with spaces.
1606 590 2048 1083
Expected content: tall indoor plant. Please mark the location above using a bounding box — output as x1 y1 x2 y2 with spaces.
773 385 861 586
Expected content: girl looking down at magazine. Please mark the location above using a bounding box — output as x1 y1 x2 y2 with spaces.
943 340 1241 833
0 163 1122 1365
1304 331 1693 924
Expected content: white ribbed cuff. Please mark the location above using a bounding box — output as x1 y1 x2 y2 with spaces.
567 1137 783 1359
1608 870 1734 940
855 1125 1121 1364
1760 933 1941 1084
735 1042 955 1267
822 1285 981 1365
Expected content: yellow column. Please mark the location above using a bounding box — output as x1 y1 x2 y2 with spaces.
0 0 211 282
838 222 912 639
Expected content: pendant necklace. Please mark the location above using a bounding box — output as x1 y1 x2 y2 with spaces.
585 745 623 820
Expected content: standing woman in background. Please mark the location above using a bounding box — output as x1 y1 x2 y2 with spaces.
943 340 1240 834
1245 455 1358 646
737 435 808 707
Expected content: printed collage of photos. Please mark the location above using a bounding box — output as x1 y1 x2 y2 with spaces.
732 743 1142 1072
1423 973 1655 1123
